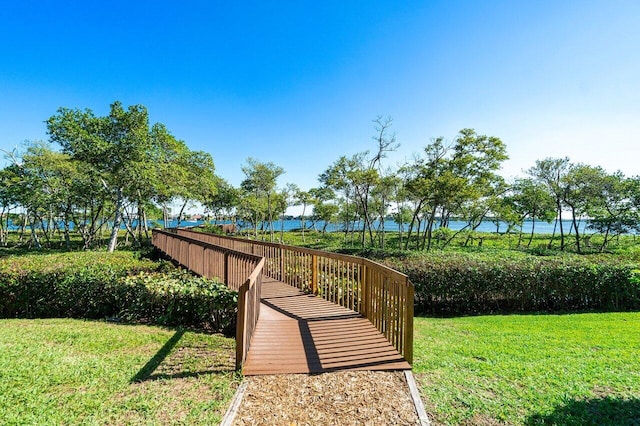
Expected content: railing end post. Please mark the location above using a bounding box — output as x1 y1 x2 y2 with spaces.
405 277 415 365
235 279 248 371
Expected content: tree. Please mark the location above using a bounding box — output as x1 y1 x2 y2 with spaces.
309 186 336 233
319 116 398 247
20 143 82 249
47 102 151 252
509 178 556 246
204 177 240 223
389 168 411 249
5 143 71 249
277 183 298 241
0 163 23 246
173 150 217 227
46 101 210 250
294 187 311 242
404 129 508 251
587 173 638 250
527 157 571 250
370 174 398 249
238 193 267 236
240 158 284 241
561 164 609 253
147 123 188 229
3 142 112 250
319 155 358 243
443 177 509 249
312 201 339 233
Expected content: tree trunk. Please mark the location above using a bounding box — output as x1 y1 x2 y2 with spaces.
63 213 71 251
107 188 124 253
29 212 42 250
267 194 274 243
442 223 470 249
548 216 558 249
415 216 423 250
557 201 565 250
528 217 536 247
137 203 143 242
122 214 139 247
570 206 581 253
253 213 258 238
280 212 285 242
517 227 523 247
0 206 6 246
379 213 385 249
425 205 437 251
301 204 306 243
143 209 149 239
163 205 169 229
38 213 51 246
600 227 611 252
177 200 188 228
404 202 421 251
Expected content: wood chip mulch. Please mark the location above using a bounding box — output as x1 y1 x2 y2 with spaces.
232 371 420 425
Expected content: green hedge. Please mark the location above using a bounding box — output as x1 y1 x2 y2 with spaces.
120 271 237 332
0 252 237 332
385 252 640 315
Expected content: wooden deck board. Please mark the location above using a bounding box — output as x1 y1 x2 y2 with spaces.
242 277 411 375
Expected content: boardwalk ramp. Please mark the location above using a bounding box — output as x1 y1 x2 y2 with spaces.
243 277 410 375
152 228 414 375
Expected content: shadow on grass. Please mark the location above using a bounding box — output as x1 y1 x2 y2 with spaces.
143 368 233 381
130 328 185 382
130 327 235 383
526 396 640 426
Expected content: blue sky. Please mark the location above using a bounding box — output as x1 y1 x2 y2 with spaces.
1 1 639 192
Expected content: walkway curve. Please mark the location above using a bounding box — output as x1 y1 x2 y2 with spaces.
243 277 411 375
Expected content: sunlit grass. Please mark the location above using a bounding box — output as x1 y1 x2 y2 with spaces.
0 319 239 425
413 312 640 425
242 228 640 259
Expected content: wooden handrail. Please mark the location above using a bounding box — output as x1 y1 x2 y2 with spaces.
235 257 264 369
152 229 264 369
171 227 414 364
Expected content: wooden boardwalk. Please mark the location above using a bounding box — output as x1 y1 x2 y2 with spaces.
242 277 411 375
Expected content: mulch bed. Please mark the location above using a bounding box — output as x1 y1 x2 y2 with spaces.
232 370 420 425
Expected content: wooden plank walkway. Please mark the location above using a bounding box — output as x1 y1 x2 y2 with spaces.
242 277 411 375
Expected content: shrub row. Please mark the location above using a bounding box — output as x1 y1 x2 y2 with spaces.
385 252 640 315
121 271 237 332
0 251 237 332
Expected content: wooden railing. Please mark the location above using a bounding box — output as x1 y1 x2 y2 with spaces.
171 228 414 364
235 258 263 369
152 229 263 369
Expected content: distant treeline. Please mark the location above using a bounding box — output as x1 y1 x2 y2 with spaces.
2 104 639 253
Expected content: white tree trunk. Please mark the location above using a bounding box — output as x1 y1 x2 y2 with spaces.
107 188 124 252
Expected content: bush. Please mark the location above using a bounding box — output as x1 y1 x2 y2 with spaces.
385 252 640 315
0 251 237 332
121 270 237 332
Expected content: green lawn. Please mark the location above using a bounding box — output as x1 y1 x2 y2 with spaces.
0 319 239 425
413 312 640 425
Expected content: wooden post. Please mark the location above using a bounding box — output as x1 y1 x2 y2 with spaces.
311 254 318 295
404 278 414 364
235 280 248 370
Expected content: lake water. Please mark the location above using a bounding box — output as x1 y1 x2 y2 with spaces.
185 218 595 235
4 218 603 235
